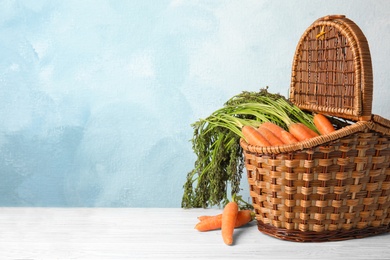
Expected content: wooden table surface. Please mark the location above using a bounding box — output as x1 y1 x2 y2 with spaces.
0 207 389 259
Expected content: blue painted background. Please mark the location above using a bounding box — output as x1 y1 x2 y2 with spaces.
1 1 390 207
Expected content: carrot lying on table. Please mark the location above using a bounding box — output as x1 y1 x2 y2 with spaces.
195 210 254 231
221 200 239 245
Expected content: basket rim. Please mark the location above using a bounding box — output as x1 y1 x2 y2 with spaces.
240 120 376 154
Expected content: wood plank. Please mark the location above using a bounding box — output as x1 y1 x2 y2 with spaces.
0 208 388 259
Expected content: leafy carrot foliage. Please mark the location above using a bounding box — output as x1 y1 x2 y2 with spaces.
181 87 348 210
182 87 288 210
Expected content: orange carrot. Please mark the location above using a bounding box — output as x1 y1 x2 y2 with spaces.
314 113 336 135
221 201 239 245
197 215 212 221
280 130 299 144
288 123 319 141
257 125 285 146
260 122 285 140
241 125 271 146
195 210 254 231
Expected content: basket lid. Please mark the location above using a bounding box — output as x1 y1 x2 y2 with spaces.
289 15 373 121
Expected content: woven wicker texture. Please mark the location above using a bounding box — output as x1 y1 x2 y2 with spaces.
243 126 390 241
241 15 390 242
290 15 373 121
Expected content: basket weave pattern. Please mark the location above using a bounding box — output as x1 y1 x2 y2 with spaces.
290 15 373 121
243 127 390 240
241 15 390 242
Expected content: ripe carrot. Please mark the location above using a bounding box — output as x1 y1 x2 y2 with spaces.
221 201 239 245
314 113 336 135
241 125 271 146
197 215 211 221
195 210 254 231
257 125 285 146
256 99 319 143
288 123 319 141
260 122 285 140
280 129 299 144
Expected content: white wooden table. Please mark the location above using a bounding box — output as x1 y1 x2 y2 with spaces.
0 207 389 259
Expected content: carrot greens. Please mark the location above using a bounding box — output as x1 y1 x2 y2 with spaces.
182 87 346 210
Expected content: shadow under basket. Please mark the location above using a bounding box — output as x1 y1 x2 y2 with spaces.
240 15 390 242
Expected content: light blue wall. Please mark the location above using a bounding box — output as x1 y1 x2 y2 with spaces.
1 0 389 207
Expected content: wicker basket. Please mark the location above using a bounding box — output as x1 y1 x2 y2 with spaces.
240 15 390 242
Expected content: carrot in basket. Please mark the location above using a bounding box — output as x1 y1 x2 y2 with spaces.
314 113 336 135
259 98 319 142
257 125 284 146
280 129 299 144
260 122 285 140
241 125 271 146
221 200 239 245
288 123 319 141
195 210 254 231
259 121 299 145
